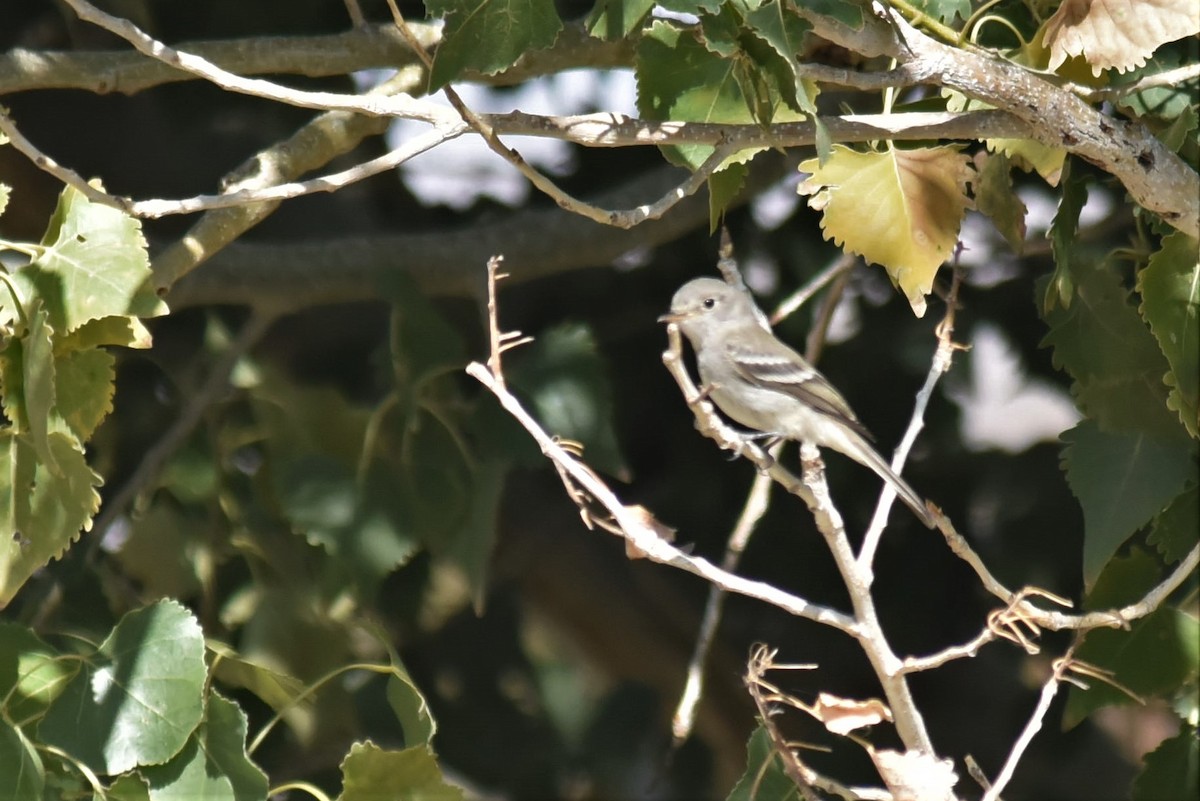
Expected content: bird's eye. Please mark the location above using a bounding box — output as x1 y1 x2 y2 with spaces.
702 297 717 309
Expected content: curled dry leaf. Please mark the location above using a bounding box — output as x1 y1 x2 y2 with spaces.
1043 0 1200 75
810 692 893 735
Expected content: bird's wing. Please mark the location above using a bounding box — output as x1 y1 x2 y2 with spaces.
725 337 875 441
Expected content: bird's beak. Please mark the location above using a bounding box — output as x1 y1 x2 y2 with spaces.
657 310 687 324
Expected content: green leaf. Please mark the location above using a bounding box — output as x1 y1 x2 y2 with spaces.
0 719 42 801
509 323 629 480
1061 421 1197 587
107 773 152 801
795 0 864 29
426 0 563 89
1065 551 1200 727
1041 259 1185 438
2 301 65 476
0 431 102 608
586 0 655 39
1138 232 1200 437
1043 162 1087 312
1148 485 1200 564
709 162 748 232
443 459 506 614
55 347 115 443
56 315 153 352
338 741 464 801
387 669 437 748
742 0 817 115
726 726 796 801
208 640 307 716
39 600 207 775
1133 726 1200 801
0 623 77 725
974 151 1027 252
636 20 768 169
8 184 165 334
908 0 969 23
141 692 268 801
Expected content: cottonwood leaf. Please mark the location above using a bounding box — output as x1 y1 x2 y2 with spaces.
338 741 464 801
425 0 563 89
1065 550 1200 726
1043 0 1200 75
141 692 268 801
741 0 818 115
1133 727 1200 801
637 19 798 170
1061 421 1197 586
1137 232 1200 437
797 144 972 316
55 347 115 443
726 726 795 801
909 0 970 23
1043 163 1088 312
973 151 1027 252
586 0 656 40
1148 485 1200 564
0 720 42 801
39 600 207 775
9 184 165 334
0 431 101 608
0 624 76 724
208 640 307 716
56 315 153 353
1040 258 1184 438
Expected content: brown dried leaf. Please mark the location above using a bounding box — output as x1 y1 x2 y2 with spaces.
1043 0 1200 75
811 692 893 735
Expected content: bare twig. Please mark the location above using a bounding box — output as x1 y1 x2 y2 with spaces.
770 252 858 327
979 650 1078 801
858 267 963 574
132 121 465 218
671 469 774 745
60 0 443 121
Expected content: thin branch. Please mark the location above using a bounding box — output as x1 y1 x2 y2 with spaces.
770 252 858 327
858 267 963 574
979 651 1077 801
671 469 774 745
131 121 467 218
60 0 447 121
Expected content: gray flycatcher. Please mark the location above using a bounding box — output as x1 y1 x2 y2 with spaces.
660 277 935 528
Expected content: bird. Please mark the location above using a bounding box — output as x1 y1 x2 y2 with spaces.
659 277 936 528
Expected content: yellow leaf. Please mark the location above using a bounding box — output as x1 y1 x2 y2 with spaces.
1042 0 1200 76
797 145 973 316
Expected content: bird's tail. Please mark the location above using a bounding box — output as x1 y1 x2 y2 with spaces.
850 433 936 529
